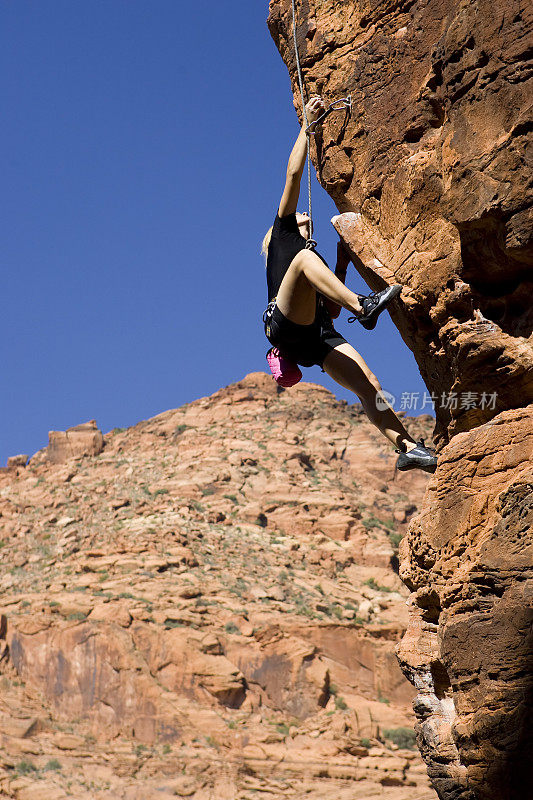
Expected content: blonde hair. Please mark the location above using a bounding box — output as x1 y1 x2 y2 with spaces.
261 226 273 264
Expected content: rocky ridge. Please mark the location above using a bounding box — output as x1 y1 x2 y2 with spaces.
0 373 437 799
267 2 532 798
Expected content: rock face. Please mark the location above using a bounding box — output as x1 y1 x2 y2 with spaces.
0 374 437 799
46 420 104 464
6 456 28 470
267 2 532 798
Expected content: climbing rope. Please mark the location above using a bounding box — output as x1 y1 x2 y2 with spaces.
290 0 351 250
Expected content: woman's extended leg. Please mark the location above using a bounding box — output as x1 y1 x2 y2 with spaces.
276 249 363 325
323 342 416 451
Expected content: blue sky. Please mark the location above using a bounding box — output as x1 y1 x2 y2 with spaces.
1 1 428 465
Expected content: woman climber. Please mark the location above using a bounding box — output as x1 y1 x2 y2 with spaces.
262 96 437 474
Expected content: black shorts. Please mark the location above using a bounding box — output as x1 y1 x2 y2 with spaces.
264 298 347 368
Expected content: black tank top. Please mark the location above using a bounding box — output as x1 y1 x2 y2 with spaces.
266 213 328 301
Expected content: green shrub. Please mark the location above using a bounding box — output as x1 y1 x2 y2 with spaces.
335 696 348 710
362 516 382 530
389 532 402 549
44 759 61 772
224 622 240 634
364 578 392 593
16 760 37 775
383 727 417 750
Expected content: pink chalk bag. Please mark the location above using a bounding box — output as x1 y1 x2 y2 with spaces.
263 299 302 388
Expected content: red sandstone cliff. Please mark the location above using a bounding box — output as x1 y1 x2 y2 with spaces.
267 2 532 798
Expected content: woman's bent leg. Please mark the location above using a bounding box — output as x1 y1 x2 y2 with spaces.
323 342 416 450
276 249 363 325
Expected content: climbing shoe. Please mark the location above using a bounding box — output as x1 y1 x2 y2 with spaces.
396 439 438 474
349 284 402 330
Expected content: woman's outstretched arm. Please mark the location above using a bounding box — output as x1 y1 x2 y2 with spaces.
278 96 325 217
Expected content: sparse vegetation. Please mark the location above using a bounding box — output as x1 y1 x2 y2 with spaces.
205 735 219 748
364 578 392 593
389 531 402 549
16 760 38 775
44 759 62 772
362 515 383 530
224 622 240 634
383 727 417 750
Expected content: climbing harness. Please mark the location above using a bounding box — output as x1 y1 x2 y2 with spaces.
291 0 351 250
263 298 277 337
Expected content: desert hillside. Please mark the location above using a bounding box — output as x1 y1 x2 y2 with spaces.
1 373 437 799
